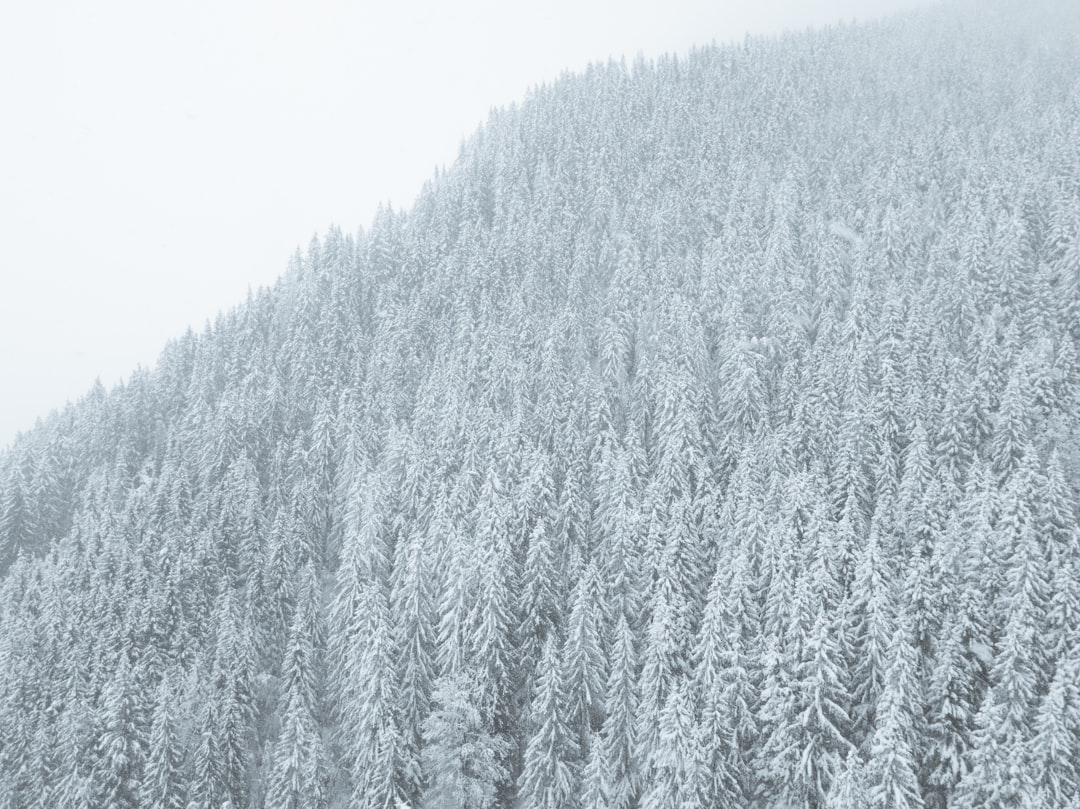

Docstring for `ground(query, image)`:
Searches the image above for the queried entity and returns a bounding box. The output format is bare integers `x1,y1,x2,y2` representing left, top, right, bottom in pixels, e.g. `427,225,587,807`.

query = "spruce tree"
518,636,575,809
422,670,508,809
92,658,146,809
140,675,186,809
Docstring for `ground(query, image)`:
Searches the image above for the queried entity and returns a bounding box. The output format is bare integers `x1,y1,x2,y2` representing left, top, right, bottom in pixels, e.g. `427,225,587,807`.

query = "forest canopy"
1,1,1079,808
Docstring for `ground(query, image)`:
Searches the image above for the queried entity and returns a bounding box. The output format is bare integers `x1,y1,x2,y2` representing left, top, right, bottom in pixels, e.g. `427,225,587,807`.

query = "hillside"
2,2,1080,808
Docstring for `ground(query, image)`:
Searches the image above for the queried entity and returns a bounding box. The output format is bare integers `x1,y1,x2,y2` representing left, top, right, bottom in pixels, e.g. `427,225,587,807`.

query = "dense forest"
2,1,1080,807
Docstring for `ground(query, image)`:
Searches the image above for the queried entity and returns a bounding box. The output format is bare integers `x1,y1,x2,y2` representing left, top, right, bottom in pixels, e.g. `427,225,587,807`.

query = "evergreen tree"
267,564,326,809
393,530,436,804
869,620,924,809
828,752,872,809
141,675,186,809
518,636,575,809
341,582,402,809
636,540,692,778
599,615,639,809
953,609,1041,809
794,607,856,806
187,698,221,809
422,670,508,809
92,658,146,809
847,524,894,748
640,679,704,809
692,568,745,807
561,561,607,757
1032,645,1080,807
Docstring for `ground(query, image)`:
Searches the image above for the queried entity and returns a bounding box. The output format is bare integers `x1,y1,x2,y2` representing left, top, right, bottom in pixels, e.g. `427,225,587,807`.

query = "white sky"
0,0,934,449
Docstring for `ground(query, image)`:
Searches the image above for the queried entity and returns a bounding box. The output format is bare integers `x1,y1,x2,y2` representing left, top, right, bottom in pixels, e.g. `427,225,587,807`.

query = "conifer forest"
2,1,1080,807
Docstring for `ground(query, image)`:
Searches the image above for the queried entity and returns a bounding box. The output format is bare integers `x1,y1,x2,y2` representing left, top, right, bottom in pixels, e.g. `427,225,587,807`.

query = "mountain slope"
2,2,1080,808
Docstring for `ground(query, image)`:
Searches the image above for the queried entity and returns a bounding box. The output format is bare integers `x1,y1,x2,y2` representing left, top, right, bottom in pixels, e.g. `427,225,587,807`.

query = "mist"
0,0,936,448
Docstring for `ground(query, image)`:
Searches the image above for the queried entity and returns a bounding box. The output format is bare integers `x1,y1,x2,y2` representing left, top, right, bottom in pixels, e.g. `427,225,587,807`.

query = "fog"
0,0,935,448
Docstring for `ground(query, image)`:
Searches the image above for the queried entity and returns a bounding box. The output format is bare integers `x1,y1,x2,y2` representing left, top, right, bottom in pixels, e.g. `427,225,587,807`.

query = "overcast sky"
0,0,936,449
